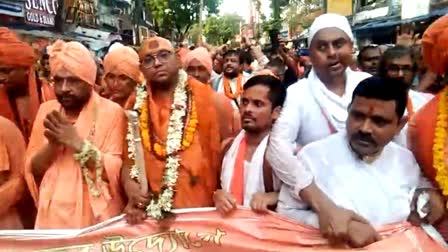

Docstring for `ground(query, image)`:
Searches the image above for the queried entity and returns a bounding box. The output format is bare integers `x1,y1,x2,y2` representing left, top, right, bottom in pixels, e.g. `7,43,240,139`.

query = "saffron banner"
0,208,444,251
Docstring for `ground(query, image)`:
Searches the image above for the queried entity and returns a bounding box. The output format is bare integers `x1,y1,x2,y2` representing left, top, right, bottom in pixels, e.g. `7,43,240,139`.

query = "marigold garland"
223,74,243,99
138,91,198,158
432,86,448,206
127,70,192,219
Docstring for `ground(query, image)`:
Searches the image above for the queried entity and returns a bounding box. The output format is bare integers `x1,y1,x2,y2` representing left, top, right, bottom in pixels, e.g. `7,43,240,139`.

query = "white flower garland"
74,140,103,197
126,116,140,181
127,70,189,220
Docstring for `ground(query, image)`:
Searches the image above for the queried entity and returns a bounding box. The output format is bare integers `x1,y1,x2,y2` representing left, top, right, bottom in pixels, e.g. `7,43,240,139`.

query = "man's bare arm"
300,182,335,214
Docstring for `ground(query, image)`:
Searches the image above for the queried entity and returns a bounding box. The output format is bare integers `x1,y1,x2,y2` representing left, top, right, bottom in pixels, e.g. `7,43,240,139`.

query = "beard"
56,92,91,111
223,67,239,79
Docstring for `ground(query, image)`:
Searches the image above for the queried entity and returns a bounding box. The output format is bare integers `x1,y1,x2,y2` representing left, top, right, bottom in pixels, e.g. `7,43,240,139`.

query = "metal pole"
134,0,141,45
198,0,204,44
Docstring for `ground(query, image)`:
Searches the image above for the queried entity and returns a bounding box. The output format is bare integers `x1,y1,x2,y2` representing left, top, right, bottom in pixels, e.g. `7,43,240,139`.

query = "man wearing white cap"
266,14,372,244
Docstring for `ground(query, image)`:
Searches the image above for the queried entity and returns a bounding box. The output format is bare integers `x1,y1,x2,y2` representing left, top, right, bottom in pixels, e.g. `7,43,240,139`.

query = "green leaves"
145,0,221,41
203,14,243,45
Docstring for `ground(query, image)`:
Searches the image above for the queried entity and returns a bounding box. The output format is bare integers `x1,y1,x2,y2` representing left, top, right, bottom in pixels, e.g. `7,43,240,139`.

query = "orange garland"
139,93,198,158
433,86,448,201
223,74,243,99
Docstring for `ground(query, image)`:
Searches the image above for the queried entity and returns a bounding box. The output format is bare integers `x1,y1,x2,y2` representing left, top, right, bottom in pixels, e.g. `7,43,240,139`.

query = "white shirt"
221,131,280,207
211,71,220,84
266,69,371,195
215,72,251,109
277,132,431,228
394,89,432,148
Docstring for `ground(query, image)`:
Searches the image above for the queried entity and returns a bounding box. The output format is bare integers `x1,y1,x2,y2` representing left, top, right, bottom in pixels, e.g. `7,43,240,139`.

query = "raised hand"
43,111,83,151
396,23,419,47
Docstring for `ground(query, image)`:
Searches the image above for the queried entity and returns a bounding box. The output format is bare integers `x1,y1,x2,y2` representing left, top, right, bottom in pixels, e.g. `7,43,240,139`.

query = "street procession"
1,0,448,251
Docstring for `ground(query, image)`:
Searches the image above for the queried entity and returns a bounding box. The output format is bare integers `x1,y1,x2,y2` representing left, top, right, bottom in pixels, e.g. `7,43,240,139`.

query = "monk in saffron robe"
408,14,448,240
122,37,234,223
25,40,126,229
183,47,240,136
0,116,26,229
103,45,142,109
0,28,41,141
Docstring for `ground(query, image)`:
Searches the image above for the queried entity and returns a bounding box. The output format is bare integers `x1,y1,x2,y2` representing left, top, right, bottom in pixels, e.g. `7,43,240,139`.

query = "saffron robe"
25,93,126,229
127,77,232,208
408,95,448,240
0,116,26,229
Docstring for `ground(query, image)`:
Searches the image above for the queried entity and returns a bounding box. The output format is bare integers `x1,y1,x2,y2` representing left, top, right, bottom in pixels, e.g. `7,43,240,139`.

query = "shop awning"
353,7,448,32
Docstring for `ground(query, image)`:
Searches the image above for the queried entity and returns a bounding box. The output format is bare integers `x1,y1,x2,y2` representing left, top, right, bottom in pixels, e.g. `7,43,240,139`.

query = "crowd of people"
1,11,448,249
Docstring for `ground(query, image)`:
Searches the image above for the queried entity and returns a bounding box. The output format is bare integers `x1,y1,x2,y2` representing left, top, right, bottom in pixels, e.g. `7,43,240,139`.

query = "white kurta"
221,131,280,207
277,132,431,228
211,71,220,84
266,68,371,196
214,72,251,109
394,89,432,148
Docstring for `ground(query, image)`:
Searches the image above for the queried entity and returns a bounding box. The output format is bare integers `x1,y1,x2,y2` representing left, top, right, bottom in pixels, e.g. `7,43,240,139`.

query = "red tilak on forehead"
367,105,374,116
147,40,159,50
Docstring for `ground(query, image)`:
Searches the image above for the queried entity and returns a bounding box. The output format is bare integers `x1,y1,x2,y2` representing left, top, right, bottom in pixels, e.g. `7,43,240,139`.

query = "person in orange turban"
183,47,213,84
183,47,241,137
0,27,41,141
121,36,236,224
25,40,126,229
408,14,448,240
103,45,142,109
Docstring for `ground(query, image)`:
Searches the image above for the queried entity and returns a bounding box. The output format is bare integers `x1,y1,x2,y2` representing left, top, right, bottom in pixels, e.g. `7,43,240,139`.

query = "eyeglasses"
388,64,414,74
141,50,173,69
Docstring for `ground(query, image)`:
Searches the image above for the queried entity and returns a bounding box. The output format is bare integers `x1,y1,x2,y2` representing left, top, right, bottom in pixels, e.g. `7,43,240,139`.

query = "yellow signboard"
327,0,353,16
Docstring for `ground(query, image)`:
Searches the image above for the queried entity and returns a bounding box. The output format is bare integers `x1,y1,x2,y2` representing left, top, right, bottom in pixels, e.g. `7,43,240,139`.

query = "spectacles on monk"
141,50,173,69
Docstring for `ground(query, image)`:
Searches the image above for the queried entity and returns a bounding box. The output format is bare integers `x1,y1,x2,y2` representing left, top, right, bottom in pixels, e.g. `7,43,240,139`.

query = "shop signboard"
0,0,24,18
353,6,389,23
401,0,430,20
326,0,353,16
24,0,58,27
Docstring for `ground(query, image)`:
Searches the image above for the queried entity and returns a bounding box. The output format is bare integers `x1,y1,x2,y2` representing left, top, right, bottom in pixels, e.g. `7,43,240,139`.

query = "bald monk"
183,47,240,136
103,46,142,109
0,116,26,229
122,37,234,223
0,28,42,140
25,40,126,229
408,15,448,240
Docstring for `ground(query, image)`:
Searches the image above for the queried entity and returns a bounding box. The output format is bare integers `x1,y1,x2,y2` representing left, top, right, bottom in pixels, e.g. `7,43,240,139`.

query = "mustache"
56,93,77,101
242,113,255,120
352,132,377,145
